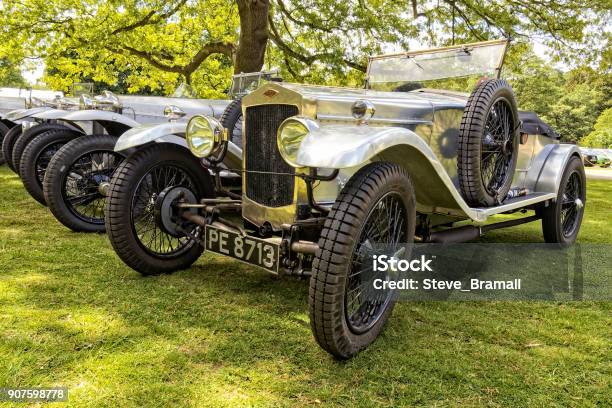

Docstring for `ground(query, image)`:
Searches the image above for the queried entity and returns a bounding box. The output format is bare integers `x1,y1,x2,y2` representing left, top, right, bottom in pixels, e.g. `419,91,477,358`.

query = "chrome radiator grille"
244,104,299,207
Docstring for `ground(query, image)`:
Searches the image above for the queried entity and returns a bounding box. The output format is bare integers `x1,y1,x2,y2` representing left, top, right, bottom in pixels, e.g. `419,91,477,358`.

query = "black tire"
0,122,9,165
105,143,215,275
19,128,83,205
309,162,416,359
458,79,519,207
540,156,586,244
220,98,243,148
43,134,125,232
13,123,77,176
2,125,23,172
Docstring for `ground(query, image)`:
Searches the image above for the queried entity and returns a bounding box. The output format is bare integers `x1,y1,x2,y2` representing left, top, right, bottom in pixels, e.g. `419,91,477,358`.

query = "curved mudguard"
4,107,50,122
54,110,140,136
115,122,189,152
31,109,73,120
525,143,581,194
296,124,577,222
115,121,242,170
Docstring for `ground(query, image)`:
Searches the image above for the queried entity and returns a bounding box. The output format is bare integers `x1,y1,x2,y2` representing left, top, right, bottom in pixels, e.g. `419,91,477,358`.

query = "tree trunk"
235,0,269,74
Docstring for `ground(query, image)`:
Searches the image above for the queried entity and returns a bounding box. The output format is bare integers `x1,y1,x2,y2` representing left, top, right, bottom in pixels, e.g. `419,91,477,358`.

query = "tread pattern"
0,122,9,165
12,123,76,175
220,97,243,148
541,156,586,243
2,125,23,172
457,79,519,207
44,134,123,232
308,162,416,359
19,128,82,205
104,143,214,275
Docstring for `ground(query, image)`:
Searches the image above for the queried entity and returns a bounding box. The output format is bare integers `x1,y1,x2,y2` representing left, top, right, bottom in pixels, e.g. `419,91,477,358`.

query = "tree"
0,0,609,96
0,57,27,87
581,108,612,148
265,0,611,85
235,0,270,74
1,0,239,96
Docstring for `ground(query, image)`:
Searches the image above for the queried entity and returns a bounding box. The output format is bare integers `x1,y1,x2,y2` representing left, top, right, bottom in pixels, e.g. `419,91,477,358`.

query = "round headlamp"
186,115,224,158
277,117,313,167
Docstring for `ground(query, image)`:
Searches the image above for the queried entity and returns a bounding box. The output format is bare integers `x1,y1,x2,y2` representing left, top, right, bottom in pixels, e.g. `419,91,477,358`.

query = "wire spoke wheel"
541,156,586,244
131,164,198,257
480,98,515,196
458,79,519,207
35,142,65,185
63,150,123,224
560,172,581,237
345,192,408,334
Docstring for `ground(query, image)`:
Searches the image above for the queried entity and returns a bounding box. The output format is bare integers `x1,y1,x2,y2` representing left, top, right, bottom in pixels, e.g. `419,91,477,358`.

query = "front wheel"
43,134,125,232
19,128,83,205
2,125,23,172
309,162,416,359
0,122,9,165
540,156,586,244
105,143,215,275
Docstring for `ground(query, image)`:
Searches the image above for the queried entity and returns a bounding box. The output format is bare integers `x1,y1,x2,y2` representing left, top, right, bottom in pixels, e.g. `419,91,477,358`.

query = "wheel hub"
154,186,198,237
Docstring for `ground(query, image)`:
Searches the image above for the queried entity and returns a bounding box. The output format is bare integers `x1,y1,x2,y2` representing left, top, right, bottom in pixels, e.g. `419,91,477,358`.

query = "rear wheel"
19,128,83,205
43,135,125,232
2,125,23,172
541,156,586,244
105,143,215,275
458,79,519,206
13,123,77,175
309,162,416,359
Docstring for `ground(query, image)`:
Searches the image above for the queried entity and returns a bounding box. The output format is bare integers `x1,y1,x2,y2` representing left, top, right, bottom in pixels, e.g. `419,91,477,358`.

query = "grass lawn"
0,166,610,407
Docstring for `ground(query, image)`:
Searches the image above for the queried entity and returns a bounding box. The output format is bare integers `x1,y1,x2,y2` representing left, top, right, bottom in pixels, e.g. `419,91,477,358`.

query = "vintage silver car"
39,89,233,232
106,40,586,358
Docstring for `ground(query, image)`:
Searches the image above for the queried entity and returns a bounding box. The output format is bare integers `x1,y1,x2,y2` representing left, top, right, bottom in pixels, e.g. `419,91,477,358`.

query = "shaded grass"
0,166,610,407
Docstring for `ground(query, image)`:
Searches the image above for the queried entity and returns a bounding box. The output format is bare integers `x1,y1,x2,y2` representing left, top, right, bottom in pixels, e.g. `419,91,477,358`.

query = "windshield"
367,39,508,90
229,70,281,99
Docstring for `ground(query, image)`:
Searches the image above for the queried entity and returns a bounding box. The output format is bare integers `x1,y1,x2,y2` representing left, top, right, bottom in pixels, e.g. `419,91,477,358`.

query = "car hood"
246,82,468,126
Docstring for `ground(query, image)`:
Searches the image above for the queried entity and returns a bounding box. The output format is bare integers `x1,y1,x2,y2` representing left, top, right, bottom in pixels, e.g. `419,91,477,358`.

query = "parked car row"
1,41,587,359
580,147,612,167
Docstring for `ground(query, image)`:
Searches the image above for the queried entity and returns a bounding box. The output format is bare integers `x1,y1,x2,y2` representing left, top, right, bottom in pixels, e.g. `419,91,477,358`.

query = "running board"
470,192,556,222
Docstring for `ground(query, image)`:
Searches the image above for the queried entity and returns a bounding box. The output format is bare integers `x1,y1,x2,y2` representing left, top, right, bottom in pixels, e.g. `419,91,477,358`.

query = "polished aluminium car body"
28,92,230,137
243,82,577,229
188,39,580,254
114,71,280,166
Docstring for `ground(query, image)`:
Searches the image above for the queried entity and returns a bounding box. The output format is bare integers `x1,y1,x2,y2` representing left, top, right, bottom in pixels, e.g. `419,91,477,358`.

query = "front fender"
296,124,437,168
297,125,481,219
57,110,140,136
32,109,71,120
115,122,189,152
5,107,50,121
115,121,242,170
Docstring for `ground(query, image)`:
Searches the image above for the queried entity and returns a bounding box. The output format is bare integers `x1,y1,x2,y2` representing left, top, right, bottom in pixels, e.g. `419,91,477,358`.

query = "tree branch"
111,0,189,35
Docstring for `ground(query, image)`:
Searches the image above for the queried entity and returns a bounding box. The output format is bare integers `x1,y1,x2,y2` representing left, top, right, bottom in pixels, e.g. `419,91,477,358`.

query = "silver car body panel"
56,110,141,129
4,107,50,122
295,121,577,223
241,82,576,227
115,121,242,170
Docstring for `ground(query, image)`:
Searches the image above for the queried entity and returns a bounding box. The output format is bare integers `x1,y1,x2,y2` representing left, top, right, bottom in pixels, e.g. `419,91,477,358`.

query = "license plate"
204,225,280,273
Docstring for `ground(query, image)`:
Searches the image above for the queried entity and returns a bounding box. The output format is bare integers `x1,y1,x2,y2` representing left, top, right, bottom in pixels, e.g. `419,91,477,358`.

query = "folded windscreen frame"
366,39,509,91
